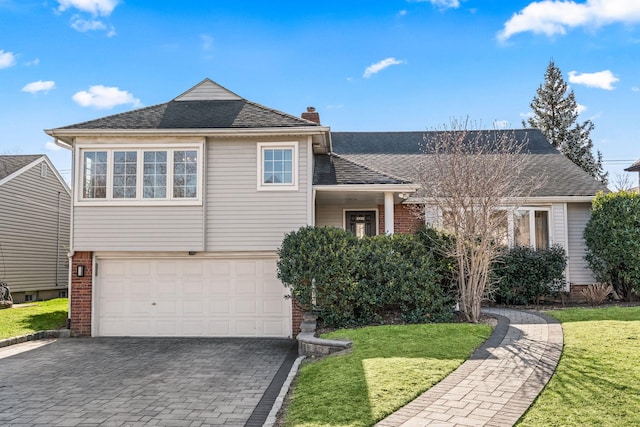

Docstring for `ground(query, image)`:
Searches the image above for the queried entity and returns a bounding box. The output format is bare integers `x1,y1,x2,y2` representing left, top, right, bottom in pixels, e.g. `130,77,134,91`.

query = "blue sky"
1,0,639,186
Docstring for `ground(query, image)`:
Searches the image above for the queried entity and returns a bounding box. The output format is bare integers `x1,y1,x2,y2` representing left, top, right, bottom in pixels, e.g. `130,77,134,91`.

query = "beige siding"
74,206,204,251
206,138,309,251
315,204,344,228
550,203,568,249
567,203,596,285
0,162,70,294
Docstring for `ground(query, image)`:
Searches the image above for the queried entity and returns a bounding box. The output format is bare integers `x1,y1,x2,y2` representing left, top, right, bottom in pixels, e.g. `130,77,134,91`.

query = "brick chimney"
301,106,320,124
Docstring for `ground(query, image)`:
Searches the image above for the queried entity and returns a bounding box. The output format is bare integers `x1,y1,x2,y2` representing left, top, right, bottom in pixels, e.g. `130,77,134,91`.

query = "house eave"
314,183,420,192
45,126,331,151
404,195,598,204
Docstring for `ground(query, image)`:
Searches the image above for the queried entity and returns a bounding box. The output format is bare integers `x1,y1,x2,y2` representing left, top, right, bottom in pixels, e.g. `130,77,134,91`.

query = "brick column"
70,251,93,337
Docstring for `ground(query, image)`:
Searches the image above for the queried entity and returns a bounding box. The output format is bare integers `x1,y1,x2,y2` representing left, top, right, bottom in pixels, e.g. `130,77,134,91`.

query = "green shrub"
492,245,567,305
584,191,640,301
277,226,455,327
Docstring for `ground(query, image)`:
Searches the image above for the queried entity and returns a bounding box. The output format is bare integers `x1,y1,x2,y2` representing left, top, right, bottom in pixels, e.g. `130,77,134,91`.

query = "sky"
1,0,639,187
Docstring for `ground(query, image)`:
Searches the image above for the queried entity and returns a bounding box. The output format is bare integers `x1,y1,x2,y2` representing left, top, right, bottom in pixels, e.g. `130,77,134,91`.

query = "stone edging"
0,330,71,349
297,331,352,356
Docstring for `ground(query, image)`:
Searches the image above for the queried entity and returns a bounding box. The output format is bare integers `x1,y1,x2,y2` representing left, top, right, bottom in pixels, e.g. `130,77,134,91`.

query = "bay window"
78,146,201,203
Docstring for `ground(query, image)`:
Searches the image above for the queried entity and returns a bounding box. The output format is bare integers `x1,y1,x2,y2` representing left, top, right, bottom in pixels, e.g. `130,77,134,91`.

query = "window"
143,151,167,199
173,150,198,198
512,208,549,250
257,142,298,190
113,151,137,199
78,146,201,203
437,206,550,249
83,151,108,199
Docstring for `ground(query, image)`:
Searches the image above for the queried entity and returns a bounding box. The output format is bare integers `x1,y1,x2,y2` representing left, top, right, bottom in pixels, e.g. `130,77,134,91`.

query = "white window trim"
506,206,552,249
256,141,298,191
74,142,203,206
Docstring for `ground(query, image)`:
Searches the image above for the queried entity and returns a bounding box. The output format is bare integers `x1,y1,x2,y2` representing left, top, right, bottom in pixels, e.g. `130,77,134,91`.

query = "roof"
0,155,42,180
316,129,608,197
625,159,640,172
53,79,320,131
314,154,411,185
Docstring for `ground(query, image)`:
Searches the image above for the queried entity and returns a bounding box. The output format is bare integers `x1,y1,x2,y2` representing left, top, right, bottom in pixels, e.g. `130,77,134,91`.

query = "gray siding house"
0,155,71,303
46,79,607,338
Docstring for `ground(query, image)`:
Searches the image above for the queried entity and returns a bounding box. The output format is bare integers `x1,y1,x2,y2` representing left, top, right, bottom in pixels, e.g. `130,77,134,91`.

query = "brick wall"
70,251,93,337
378,204,424,234
568,284,589,303
291,297,304,337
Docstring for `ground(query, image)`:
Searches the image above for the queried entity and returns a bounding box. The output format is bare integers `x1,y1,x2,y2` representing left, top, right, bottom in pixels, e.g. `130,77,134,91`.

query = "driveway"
0,337,296,426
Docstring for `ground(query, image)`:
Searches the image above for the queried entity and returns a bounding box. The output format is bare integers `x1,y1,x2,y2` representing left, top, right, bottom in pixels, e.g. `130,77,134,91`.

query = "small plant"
581,283,613,306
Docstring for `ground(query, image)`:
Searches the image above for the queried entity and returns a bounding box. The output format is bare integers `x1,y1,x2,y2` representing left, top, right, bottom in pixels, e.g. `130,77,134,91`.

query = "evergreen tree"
527,60,608,184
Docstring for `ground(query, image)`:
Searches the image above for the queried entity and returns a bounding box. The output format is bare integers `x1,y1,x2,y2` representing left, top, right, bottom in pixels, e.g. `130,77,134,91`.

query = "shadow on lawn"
289,324,490,427
17,310,67,332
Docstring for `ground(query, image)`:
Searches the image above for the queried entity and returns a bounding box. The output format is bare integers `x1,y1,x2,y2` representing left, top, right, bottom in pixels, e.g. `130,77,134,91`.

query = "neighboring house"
46,79,607,338
624,159,640,192
0,155,71,303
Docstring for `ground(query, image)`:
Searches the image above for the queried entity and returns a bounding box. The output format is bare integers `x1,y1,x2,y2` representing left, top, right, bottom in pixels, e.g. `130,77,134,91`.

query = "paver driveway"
0,337,296,426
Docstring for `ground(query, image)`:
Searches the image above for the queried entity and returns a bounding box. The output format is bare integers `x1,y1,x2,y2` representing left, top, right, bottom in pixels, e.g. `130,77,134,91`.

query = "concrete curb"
0,329,70,349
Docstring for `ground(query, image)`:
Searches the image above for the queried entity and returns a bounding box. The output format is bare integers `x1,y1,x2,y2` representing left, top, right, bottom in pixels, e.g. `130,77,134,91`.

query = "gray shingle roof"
625,159,640,172
320,129,608,197
0,155,42,180
58,99,319,130
314,154,410,185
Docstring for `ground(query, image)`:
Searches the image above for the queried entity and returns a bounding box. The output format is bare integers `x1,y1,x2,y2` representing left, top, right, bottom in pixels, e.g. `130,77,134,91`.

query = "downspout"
56,191,61,286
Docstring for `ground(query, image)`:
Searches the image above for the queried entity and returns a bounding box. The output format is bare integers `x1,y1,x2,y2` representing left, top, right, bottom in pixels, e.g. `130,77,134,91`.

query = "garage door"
95,257,291,337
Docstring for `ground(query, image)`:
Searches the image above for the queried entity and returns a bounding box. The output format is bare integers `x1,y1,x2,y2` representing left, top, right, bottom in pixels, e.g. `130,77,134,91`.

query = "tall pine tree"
526,60,608,184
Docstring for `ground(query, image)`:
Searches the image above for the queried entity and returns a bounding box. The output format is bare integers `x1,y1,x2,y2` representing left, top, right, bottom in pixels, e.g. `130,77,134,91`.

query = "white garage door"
95,257,291,337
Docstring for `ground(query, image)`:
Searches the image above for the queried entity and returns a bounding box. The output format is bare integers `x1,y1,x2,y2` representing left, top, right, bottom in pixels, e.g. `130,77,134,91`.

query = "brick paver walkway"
376,309,563,427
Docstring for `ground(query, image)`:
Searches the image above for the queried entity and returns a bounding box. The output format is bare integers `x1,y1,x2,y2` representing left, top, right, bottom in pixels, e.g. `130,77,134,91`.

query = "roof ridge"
332,153,412,184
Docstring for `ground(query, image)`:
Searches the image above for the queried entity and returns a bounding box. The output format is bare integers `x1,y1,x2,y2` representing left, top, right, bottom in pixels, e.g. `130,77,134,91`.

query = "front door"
345,211,376,238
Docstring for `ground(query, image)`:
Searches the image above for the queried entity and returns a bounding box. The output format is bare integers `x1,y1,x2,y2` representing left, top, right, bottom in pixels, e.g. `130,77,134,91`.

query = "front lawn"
0,298,68,339
517,306,640,426
284,323,492,427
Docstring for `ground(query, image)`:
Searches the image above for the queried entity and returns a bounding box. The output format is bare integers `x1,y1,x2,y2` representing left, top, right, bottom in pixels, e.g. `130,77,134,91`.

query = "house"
46,79,607,338
624,159,640,191
0,155,71,303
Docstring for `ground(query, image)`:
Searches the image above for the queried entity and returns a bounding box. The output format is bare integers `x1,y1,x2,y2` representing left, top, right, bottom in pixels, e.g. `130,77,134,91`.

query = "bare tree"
611,173,635,192
414,120,540,322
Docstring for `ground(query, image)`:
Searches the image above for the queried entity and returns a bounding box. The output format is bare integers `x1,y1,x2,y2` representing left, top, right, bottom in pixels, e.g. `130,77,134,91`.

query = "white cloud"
398,9,408,16
410,0,460,10
22,80,56,94
45,141,62,152
568,70,619,90
200,34,213,51
57,0,119,16
519,112,534,120
71,16,106,32
363,57,406,78
25,57,40,66
0,50,16,69
498,0,640,41
632,86,640,92
72,85,141,109
326,104,344,110
576,103,587,114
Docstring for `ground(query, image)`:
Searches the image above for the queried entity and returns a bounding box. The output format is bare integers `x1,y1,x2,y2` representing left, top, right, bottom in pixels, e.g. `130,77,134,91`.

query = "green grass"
284,323,492,427
517,306,640,427
0,298,68,339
